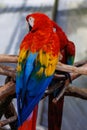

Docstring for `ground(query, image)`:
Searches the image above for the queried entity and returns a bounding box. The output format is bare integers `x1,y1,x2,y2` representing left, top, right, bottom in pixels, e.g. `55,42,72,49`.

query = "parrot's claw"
56,70,72,83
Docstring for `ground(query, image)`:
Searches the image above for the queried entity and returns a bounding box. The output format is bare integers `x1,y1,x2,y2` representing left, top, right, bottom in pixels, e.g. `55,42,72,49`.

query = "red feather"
48,21,75,130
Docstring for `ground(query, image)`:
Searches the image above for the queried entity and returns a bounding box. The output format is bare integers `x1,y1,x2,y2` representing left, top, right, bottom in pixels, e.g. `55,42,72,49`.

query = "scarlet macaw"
48,21,75,130
16,13,60,130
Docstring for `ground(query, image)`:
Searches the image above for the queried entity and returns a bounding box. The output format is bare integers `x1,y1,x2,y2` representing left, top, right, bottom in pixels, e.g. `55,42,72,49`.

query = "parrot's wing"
16,47,58,126
16,48,38,126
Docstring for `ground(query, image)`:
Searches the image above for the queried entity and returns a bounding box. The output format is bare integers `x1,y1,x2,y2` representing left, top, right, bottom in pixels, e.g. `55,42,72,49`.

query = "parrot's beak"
29,24,32,31
28,22,32,32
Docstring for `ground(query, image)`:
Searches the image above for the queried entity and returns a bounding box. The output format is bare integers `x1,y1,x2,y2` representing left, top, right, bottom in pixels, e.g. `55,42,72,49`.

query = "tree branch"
45,72,84,102
0,55,87,75
56,62,87,75
0,54,86,65
0,62,87,78
0,55,18,63
0,54,87,127
0,66,15,78
0,115,17,127
4,103,17,129
74,59,87,67
0,64,16,72
0,66,86,101
0,81,15,100
54,70,82,103
65,86,87,100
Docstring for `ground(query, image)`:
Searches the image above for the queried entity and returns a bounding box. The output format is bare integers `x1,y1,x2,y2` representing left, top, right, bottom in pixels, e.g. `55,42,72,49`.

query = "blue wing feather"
24,52,38,84
16,52,38,94
18,75,53,126
21,52,38,102
16,52,38,125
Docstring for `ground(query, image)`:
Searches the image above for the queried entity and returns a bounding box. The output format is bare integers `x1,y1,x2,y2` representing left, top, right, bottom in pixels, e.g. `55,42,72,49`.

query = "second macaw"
16,13,60,130
48,21,75,130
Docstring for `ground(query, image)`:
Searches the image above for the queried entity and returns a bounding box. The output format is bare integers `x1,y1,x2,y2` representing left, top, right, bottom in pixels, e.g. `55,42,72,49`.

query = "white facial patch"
28,17,35,27
26,21,29,32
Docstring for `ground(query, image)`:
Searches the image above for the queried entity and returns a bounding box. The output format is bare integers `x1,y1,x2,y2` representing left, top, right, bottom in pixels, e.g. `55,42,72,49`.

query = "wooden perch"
1,54,86,65
74,59,87,67
0,55,18,63
0,55,87,75
0,115,17,127
0,67,81,101
0,70,86,103
1,84,87,127
0,77,17,129
45,84,87,101
0,81,15,100
56,62,87,75
44,72,83,101
0,54,87,127
65,86,87,100
0,56,87,102
0,64,15,72
48,71,81,103
0,65,15,78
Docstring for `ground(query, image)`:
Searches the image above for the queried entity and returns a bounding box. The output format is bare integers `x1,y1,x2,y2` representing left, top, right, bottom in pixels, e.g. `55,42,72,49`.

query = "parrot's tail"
18,105,38,130
48,94,64,130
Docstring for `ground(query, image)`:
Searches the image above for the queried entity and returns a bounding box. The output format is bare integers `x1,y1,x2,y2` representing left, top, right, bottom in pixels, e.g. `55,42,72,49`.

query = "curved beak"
28,22,32,32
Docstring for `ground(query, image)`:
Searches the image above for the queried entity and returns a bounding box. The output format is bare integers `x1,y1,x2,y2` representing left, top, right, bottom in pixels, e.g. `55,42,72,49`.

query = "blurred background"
0,0,87,130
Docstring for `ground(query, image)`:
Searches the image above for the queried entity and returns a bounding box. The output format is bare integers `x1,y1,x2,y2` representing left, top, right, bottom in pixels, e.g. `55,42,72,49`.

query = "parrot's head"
26,12,52,32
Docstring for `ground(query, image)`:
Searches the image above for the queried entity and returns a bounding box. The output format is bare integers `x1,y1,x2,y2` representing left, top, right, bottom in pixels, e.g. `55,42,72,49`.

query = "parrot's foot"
53,70,72,103
55,70,72,83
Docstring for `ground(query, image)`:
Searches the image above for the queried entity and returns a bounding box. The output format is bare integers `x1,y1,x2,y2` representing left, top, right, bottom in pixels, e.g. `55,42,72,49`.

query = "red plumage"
17,13,60,130
48,21,75,130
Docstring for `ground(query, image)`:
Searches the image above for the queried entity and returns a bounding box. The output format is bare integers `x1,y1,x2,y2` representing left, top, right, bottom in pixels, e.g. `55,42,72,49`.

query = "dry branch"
74,59,87,67
4,103,17,129
0,64,15,72
53,69,83,103
0,62,87,78
0,55,87,75
57,62,87,75
65,86,87,100
0,55,18,63
45,84,87,101
0,77,17,129
0,54,87,65
2,84,87,127
45,72,83,102
0,81,15,100
0,58,87,102
0,116,17,127
0,71,82,101
0,64,87,101
0,54,87,127
0,66,15,78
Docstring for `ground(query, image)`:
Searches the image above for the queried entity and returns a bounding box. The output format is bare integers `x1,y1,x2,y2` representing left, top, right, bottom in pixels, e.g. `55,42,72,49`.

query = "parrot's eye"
29,17,35,27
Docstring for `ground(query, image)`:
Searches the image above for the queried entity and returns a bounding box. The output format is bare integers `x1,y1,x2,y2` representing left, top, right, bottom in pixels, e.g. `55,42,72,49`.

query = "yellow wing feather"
36,50,59,77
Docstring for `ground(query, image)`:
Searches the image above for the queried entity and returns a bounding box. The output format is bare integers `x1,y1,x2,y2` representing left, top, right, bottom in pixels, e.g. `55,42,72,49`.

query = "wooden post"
52,0,59,21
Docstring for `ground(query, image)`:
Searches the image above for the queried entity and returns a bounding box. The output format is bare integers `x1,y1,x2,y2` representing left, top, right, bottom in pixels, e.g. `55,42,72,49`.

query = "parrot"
48,20,75,130
16,12,60,130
